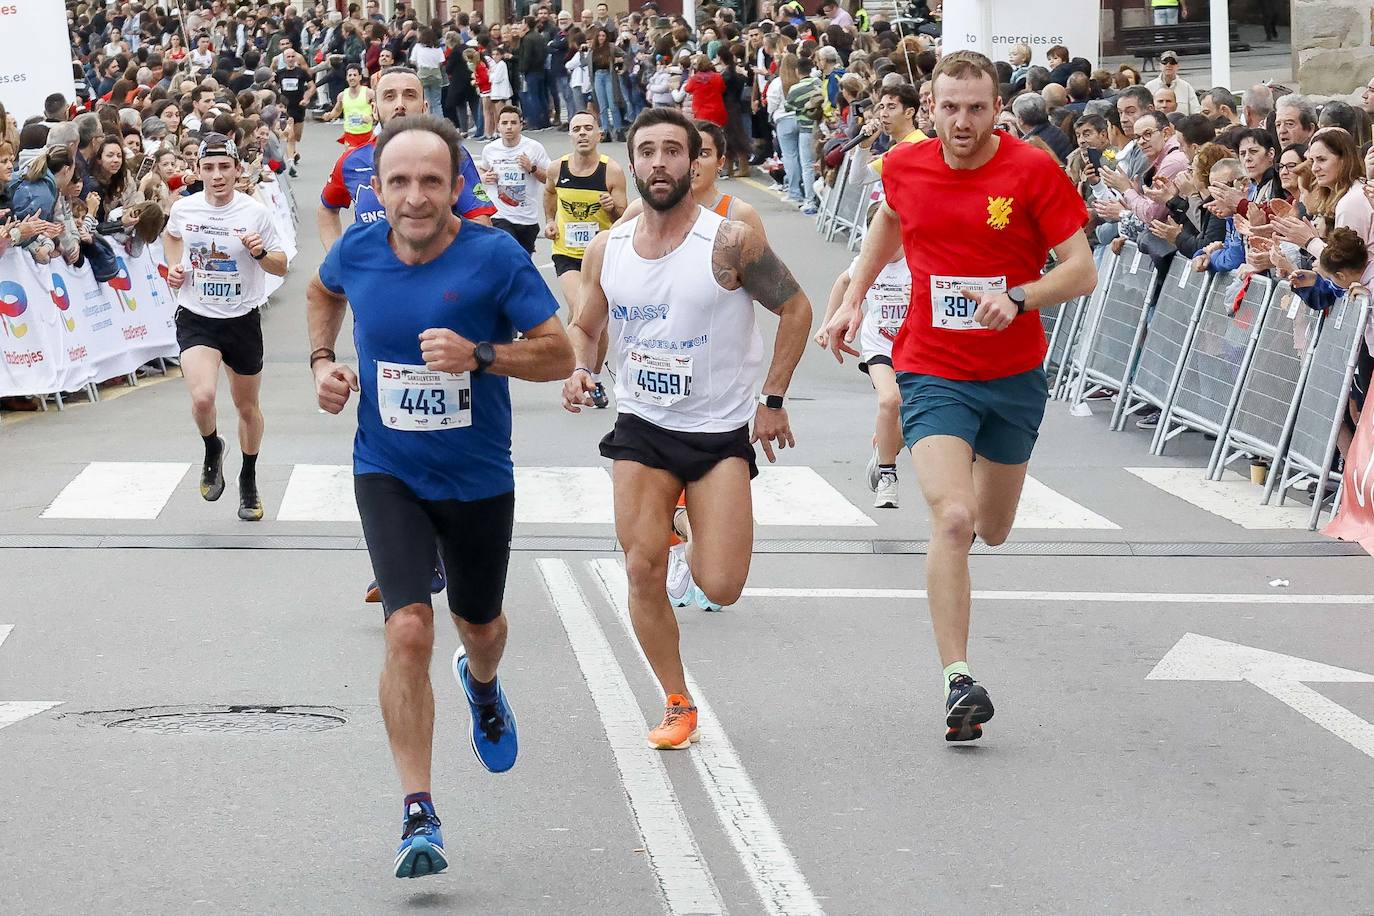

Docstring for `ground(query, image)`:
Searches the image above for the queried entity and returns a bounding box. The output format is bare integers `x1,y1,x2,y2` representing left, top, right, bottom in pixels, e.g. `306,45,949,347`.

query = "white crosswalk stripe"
1125,467,1314,530
277,464,358,521
38,461,1138,530
1015,476,1120,529
514,467,615,524
751,465,876,526
41,462,190,520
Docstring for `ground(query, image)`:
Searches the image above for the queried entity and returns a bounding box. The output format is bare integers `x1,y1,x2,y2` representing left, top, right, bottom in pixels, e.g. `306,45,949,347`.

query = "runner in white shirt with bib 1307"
163,133,288,522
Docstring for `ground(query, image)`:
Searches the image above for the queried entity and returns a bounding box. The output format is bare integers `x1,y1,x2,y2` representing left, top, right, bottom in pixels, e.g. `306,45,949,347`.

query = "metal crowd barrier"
1115,257,1213,430
1069,241,1157,408
1209,280,1320,485
847,174,880,253
277,169,299,223
1154,271,1274,468
1274,292,1371,528
1051,251,1117,397
815,150,854,239
825,148,873,243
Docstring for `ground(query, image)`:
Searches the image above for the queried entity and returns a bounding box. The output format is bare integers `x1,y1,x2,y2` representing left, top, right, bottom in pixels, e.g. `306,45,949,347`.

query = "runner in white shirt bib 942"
162,133,289,522
479,105,551,255
561,108,813,750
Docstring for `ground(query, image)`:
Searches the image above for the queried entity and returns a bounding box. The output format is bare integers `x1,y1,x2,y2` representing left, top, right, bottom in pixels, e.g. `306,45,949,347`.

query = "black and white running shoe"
945,674,995,742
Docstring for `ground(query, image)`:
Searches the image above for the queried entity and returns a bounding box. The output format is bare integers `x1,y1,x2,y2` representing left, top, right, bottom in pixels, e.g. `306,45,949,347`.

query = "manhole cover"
64,705,347,734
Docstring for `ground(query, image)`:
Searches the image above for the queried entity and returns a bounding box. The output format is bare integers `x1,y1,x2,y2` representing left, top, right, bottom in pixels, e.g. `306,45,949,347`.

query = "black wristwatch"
758,393,784,409
473,341,496,373
251,248,267,260
1007,286,1027,314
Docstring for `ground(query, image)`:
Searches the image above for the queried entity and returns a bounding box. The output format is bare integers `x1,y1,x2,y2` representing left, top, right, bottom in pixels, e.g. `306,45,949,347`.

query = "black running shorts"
492,218,540,254
354,473,514,624
598,411,759,482
175,307,265,376
552,253,583,276
859,353,892,376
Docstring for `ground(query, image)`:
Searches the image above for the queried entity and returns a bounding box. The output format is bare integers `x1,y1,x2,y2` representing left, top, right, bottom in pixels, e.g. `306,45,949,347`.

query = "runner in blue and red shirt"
318,67,495,249
821,51,1097,744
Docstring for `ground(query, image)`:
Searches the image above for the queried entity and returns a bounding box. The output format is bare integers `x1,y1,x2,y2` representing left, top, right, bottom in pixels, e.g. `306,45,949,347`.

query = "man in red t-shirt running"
820,51,1097,742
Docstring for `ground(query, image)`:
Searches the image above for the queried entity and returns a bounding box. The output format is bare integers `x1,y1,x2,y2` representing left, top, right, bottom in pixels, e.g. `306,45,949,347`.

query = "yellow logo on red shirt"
986,196,1014,230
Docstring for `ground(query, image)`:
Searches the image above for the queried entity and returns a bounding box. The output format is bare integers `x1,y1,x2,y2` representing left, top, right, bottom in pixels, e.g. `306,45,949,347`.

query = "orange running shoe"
647,694,700,749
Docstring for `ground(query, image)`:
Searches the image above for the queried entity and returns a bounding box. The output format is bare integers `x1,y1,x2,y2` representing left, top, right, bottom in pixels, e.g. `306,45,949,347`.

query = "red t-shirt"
880,134,1088,381
684,71,727,126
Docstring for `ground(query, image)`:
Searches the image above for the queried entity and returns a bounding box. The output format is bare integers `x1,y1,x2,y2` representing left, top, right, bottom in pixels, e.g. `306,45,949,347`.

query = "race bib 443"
376,361,472,431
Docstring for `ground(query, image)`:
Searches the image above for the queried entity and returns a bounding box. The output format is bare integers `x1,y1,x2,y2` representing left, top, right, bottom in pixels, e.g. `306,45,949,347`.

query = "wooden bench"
1120,23,1251,71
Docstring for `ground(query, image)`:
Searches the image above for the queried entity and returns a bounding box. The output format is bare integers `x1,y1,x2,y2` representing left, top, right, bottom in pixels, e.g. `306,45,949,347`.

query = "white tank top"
601,207,763,433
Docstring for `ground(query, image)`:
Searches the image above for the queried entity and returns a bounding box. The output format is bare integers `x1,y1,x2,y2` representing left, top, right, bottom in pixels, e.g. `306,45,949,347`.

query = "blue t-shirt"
318,219,560,501
320,140,496,223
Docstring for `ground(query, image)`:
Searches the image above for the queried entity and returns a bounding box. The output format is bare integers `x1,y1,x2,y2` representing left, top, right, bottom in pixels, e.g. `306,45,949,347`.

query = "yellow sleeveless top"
552,154,613,259
340,88,374,135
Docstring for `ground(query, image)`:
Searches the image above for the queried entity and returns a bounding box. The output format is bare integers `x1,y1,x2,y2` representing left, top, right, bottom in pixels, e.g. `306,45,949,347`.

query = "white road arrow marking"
1149,633,1374,760
0,626,62,732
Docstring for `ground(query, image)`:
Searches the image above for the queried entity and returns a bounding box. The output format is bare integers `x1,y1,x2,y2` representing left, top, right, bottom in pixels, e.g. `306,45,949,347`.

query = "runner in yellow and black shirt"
543,111,626,407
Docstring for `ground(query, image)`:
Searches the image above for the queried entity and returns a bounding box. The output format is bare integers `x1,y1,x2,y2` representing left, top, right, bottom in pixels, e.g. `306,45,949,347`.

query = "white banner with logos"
0,180,298,399
942,0,1102,69
0,242,180,397
0,0,78,121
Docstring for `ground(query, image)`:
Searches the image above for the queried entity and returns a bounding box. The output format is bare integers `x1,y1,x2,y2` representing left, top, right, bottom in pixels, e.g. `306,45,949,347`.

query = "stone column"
1295,0,1374,94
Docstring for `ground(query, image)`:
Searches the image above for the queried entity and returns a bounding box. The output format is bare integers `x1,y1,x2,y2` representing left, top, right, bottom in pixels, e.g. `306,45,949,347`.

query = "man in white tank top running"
561,108,813,750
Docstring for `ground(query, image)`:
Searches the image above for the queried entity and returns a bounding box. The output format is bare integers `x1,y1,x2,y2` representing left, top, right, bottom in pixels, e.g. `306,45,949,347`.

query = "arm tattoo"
711,220,802,313
711,219,745,290
740,238,801,315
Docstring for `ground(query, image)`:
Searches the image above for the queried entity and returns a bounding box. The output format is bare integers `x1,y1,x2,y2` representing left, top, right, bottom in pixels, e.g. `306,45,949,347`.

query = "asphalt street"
2,122,1373,915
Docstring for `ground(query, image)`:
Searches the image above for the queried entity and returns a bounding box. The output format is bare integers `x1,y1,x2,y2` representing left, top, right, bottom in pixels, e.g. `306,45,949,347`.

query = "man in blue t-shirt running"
306,115,573,880
317,64,497,604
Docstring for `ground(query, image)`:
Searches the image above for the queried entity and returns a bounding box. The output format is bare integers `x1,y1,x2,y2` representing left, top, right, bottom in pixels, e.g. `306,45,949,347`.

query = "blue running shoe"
431,553,446,595
693,585,723,613
945,674,995,742
367,554,444,605
453,651,518,773
394,800,448,879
